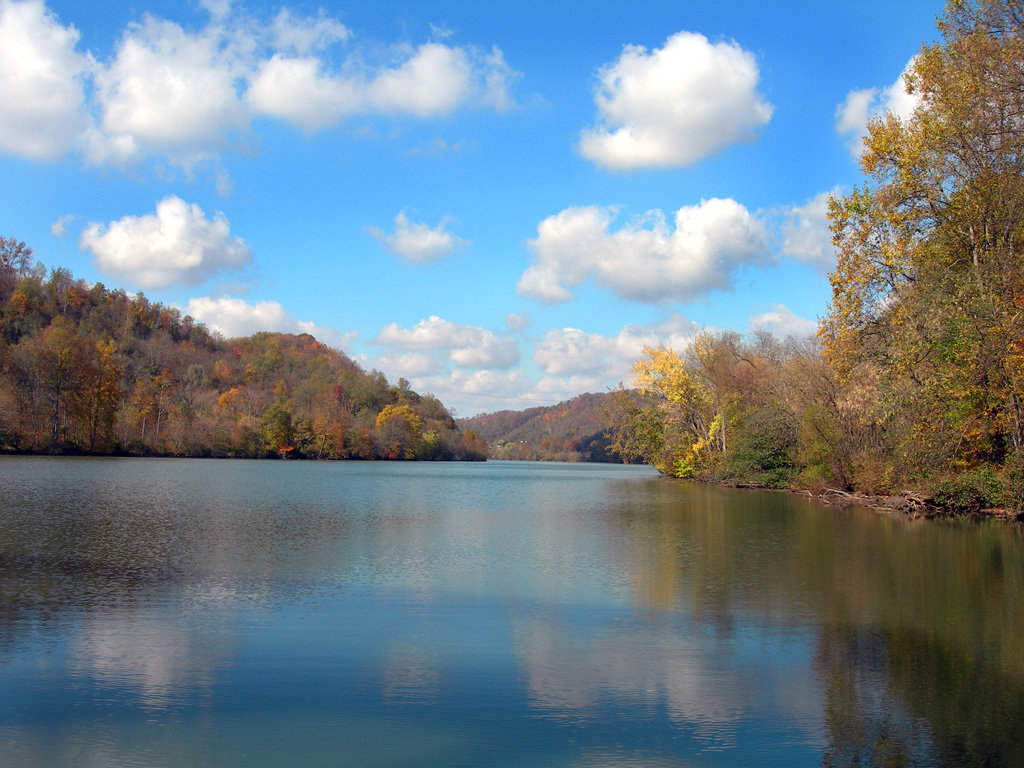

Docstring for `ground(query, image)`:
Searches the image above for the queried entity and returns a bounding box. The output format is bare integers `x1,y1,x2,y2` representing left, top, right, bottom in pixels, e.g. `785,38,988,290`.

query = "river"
1,457,1022,767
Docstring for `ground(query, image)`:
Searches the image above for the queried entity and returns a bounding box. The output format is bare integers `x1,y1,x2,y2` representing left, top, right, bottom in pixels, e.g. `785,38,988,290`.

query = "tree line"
0,241,486,461
610,0,1024,512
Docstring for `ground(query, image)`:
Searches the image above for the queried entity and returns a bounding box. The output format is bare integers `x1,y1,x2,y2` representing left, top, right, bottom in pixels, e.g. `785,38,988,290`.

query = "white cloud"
246,53,360,131
270,8,349,54
578,31,772,170
368,211,467,263
80,196,251,289
534,328,617,377
184,295,353,346
373,314,703,417
534,314,700,381
780,189,837,273
199,0,233,20
518,199,769,304
89,15,249,166
374,351,443,377
377,315,518,370
749,305,817,339
0,0,90,160
248,40,518,131
505,312,529,332
836,57,920,158
2,4,519,168
367,42,474,116
50,213,77,238
368,315,528,413
409,368,530,417
479,45,519,112
528,315,701,405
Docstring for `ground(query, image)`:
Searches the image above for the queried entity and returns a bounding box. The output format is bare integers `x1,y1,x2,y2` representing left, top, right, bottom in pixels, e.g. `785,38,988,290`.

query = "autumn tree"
823,0,1024,492
6,318,92,448
0,237,32,304
79,340,122,452
374,402,423,459
629,344,721,477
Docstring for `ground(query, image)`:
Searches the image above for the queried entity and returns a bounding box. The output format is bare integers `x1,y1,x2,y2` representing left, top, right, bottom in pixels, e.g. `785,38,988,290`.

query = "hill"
0,238,485,461
459,391,636,463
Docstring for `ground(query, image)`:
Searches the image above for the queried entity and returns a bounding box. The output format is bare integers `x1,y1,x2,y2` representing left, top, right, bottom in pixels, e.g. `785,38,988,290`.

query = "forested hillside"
610,0,1024,513
460,392,635,462
0,241,485,460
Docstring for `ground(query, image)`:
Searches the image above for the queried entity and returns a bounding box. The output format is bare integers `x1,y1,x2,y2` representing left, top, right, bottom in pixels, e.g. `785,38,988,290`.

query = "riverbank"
793,487,1024,522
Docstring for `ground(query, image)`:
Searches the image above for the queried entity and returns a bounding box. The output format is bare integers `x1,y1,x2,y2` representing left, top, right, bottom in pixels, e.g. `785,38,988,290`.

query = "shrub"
930,466,1002,512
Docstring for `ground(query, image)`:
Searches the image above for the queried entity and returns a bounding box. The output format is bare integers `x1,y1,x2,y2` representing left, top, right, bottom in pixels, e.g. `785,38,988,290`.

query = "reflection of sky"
512,610,824,752
2,456,973,767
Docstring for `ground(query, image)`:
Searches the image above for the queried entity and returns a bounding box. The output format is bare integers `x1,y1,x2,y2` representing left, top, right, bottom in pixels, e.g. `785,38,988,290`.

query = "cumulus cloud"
373,314,703,416
245,53,360,131
184,295,353,347
836,57,921,157
533,328,618,378
578,31,772,170
780,189,837,273
248,41,516,132
528,315,701,404
534,314,700,380
749,305,817,339
87,15,250,166
366,42,475,116
410,368,529,417
367,315,527,413
374,351,443,377
1,3,519,167
518,199,769,304
0,0,90,160
79,196,251,289
377,315,518,370
367,211,467,263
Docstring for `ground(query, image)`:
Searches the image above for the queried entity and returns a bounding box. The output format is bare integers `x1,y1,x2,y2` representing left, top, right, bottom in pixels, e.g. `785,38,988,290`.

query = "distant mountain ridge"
458,391,631,463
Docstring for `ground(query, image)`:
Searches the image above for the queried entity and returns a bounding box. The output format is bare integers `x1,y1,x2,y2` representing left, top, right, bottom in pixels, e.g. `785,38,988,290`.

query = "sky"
0,0,944,416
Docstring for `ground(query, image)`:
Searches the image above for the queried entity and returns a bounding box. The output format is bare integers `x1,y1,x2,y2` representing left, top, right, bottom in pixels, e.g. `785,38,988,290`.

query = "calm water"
1,457,1023,767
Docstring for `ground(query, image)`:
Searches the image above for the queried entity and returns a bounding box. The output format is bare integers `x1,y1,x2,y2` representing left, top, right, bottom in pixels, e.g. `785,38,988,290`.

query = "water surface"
1,457,1022,766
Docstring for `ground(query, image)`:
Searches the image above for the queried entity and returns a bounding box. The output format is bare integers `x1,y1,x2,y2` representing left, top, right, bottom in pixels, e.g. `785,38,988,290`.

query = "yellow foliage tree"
632,345,721,477
375,402,423,459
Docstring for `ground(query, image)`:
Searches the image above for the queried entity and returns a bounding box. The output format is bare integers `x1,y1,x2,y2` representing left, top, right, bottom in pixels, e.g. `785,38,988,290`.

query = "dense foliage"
823,0,1024,503
611,0,1024,510
0,242,485,461
608,332,822,488
460,392,633,462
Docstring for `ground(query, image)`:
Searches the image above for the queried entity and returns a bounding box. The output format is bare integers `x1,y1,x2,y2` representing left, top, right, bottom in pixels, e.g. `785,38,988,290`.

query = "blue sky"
0,0,942,415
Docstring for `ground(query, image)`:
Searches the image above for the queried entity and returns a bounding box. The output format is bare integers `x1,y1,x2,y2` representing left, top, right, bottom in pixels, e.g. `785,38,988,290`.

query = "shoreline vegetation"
605,0,1024,521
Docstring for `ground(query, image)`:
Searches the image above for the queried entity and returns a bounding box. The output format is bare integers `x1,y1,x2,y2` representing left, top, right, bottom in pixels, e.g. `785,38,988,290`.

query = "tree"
0,237,33,303
79,340,122,452
630,345,720,477
374,402,423,459
8,318,91,448
606,387,665,467
823,0,1024,488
